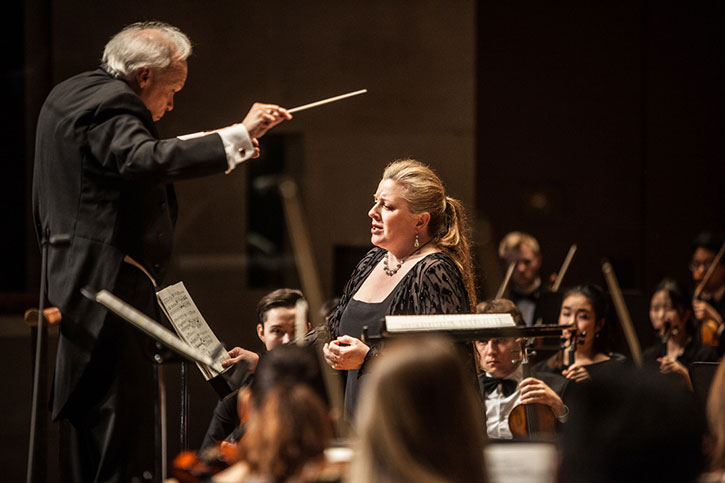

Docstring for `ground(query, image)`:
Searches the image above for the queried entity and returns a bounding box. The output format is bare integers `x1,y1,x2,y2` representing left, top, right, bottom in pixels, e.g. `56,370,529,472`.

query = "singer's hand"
323,336,369,370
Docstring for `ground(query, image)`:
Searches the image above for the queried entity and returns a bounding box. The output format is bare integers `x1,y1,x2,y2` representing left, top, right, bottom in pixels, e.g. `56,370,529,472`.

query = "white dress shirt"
484,365,523,440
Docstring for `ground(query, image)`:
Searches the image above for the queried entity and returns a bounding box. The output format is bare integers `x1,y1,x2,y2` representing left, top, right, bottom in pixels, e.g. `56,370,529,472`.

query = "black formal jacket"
33,68,229,419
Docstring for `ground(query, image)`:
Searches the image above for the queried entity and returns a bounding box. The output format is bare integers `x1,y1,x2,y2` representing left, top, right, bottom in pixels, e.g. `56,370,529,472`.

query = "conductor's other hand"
222,346,260,373
242,103,292,139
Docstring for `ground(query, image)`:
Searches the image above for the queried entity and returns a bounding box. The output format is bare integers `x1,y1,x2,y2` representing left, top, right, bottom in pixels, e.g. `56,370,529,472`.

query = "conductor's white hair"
102,21,192,80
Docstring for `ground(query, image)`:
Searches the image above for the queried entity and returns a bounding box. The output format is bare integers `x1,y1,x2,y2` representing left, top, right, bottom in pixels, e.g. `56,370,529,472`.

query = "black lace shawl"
327,247,471,340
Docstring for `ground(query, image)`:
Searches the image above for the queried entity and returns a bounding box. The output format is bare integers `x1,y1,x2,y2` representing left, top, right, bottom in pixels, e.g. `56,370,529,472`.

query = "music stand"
81,287,248,479
535,291,563,326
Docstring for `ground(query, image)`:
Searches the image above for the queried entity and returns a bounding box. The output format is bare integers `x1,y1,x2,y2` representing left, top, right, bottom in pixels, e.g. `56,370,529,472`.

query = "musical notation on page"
157,282,229,380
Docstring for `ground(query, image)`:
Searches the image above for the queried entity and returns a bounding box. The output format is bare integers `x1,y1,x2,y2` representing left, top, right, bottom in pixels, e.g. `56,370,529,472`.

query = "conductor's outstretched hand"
242,102,292,139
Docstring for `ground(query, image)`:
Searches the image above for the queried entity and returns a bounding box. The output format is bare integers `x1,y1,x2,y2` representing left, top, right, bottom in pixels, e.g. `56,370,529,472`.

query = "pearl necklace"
382,240,432,277
383,253,407,276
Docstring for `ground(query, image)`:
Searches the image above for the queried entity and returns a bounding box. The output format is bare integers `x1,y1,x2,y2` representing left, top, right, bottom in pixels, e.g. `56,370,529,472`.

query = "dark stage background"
1,1,723,480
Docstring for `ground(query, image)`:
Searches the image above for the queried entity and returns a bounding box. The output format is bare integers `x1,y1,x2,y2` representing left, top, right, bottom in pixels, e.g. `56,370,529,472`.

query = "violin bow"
601,260,643,368
694,242,725,299
551,244,577,292
496,261,516,300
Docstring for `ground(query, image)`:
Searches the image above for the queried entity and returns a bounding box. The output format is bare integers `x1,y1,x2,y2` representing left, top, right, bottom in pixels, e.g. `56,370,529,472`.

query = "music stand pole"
27,233,70,483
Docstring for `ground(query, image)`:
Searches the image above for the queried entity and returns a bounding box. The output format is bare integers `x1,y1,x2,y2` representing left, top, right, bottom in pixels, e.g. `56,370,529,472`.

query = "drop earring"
414,234,420,248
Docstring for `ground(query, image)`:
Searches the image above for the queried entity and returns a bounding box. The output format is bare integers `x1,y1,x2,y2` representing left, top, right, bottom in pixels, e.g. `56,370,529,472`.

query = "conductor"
32,21,291,481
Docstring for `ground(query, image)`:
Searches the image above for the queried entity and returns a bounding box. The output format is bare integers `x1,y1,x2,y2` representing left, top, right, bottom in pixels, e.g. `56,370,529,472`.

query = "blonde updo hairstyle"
382,159,476,307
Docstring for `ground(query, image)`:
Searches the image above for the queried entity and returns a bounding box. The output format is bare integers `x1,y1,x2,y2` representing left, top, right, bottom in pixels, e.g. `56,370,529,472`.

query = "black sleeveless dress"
338,291,395,415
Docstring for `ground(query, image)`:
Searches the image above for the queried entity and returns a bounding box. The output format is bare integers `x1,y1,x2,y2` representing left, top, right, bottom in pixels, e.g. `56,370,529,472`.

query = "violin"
171,387,250,482
508,341,556,440
561,329,585,371
171,443,238,483
659,321,679,344
694,242,725,348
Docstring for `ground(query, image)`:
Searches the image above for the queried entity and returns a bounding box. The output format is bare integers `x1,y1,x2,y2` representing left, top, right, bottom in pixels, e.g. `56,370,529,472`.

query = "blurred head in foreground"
349,336,487,483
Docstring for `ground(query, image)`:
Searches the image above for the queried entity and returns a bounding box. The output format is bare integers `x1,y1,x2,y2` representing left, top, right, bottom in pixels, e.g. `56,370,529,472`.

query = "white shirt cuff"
216,124,254,173
177,124,254,174
556,404,569,423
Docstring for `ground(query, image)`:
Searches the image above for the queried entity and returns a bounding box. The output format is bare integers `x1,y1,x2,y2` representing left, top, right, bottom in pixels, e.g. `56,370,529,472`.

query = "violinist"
200,288,310,449
205,345,334,483
689,231,725,354
642,278,718,390
536,284,626,382
476,299,568,440
558,365,707,483
498,231,545,326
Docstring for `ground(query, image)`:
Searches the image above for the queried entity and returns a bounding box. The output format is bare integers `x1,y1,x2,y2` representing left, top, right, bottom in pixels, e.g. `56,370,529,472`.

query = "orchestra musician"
32,21,291,481
201,288,310,450
642,278,718,390
348,336,488,483
689,231,725,354
559,365,707,483
208,344,334,482
322,159,476,415
475,299,568,440
498,231,545,326
536,285,626,383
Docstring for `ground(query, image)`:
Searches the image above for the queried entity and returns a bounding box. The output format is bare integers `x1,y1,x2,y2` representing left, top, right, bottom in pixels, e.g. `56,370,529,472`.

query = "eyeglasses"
689,259,714,272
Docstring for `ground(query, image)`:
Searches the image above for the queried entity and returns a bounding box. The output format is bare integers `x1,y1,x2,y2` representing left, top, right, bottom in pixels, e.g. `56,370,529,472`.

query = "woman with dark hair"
322,159,476,415
559,368,707,483
642,278,718,389
537,284,625,382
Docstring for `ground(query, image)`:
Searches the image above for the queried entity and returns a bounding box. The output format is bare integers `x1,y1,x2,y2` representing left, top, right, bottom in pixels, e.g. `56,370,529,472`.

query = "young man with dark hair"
201,288,310,449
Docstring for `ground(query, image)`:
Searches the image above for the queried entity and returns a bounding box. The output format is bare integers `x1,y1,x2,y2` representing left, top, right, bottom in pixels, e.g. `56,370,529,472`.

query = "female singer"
642,278,718,389
537,284,625,382
347,336,487,483
322,159,475,414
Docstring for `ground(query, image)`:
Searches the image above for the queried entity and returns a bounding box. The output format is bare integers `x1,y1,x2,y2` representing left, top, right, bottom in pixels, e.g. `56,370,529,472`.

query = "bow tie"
482,376,519,397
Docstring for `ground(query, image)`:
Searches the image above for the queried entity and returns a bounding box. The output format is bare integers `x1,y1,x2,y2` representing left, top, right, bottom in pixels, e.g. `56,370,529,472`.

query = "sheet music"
385,313,515,332
157,282,229,380
485,442,558,483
